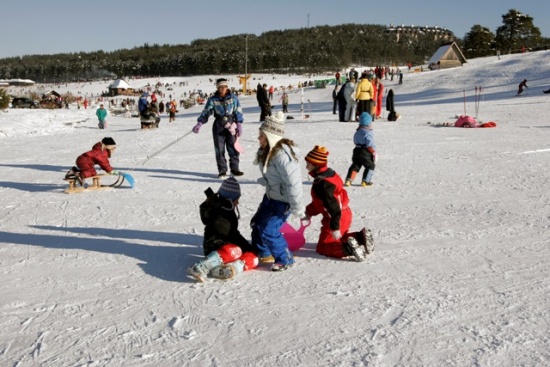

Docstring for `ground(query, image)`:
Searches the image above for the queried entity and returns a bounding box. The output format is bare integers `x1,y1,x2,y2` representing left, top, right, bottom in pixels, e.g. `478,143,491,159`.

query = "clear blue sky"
2,0,549,58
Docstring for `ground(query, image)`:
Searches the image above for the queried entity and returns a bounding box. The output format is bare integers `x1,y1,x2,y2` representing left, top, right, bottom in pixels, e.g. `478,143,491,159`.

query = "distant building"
108,78,134,96
428,41,467,70
0,79,36,86
385,25,454,42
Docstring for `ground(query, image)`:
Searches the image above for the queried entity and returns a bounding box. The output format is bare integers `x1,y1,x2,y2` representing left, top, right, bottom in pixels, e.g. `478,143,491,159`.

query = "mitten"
110,170,119,175
331,230,342,240
236,123,243,137
192,122,202,134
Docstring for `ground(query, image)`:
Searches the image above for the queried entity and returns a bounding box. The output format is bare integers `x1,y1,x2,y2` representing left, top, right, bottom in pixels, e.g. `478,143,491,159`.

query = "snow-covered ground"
1,51,549,367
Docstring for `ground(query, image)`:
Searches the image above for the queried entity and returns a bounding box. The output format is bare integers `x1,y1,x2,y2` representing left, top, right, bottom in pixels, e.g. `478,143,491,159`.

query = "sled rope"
128,130,194,170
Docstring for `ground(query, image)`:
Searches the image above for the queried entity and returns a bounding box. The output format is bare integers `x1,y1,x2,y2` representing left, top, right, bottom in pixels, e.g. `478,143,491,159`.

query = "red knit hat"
305,145,329,167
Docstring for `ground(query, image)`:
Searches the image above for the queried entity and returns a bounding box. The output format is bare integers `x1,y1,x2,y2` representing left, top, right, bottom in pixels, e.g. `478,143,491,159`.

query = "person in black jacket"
256,83,271,121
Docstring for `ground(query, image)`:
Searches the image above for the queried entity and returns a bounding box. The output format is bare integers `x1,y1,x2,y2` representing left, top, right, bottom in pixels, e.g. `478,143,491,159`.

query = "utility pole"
307,13,310,28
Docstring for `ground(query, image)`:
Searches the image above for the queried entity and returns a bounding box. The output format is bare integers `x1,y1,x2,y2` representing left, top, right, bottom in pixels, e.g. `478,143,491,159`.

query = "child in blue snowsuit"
345,112,377,187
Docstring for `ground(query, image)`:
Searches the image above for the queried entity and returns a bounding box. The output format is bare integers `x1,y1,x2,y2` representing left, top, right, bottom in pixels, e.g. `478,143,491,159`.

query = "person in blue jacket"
193,78,244,178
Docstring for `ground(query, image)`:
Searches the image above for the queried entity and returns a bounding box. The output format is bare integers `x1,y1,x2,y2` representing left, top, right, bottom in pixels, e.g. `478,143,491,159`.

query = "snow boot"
344,237,367,262
259,255,275,264
271,262,294,272
359,227,375,254
187,251,224,282
209,260,245,281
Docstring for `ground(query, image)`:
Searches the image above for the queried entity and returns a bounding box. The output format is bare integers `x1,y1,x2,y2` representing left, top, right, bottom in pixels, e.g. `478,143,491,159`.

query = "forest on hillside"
0,9,546,82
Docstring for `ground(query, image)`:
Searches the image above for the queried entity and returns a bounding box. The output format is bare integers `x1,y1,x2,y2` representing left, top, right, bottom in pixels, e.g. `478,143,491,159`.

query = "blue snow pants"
251,195,294,266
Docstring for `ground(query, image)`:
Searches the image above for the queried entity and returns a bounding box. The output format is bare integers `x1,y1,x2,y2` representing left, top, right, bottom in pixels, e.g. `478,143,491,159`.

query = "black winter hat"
102,137,116,149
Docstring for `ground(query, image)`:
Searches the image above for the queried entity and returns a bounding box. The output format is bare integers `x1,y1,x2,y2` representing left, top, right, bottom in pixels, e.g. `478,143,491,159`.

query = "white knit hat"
260,111,285,149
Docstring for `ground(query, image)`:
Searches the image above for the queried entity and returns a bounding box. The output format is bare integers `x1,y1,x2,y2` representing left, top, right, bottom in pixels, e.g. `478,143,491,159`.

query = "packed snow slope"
1,51,549,367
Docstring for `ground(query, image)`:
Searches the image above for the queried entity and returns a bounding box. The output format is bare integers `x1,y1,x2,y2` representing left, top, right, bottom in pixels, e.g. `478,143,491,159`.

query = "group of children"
188,110,377,282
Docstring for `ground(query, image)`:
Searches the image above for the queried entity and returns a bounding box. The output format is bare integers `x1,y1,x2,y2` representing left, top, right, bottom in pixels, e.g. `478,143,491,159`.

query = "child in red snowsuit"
188,177,259,282
65,137,118,184
303,146,374,262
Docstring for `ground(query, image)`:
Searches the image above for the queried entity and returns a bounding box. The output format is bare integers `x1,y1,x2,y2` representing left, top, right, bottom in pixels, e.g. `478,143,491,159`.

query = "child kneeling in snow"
188,177,258,282
344,112,376,187
303,145,374,262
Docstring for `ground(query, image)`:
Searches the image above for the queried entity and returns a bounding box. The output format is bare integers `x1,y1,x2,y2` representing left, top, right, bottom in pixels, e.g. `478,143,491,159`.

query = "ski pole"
463,89,466,115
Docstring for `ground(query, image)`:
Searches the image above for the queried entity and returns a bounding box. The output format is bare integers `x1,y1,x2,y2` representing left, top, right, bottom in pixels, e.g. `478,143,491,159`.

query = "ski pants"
346,147,376,183
316,206,356,258
212,128,239,174
337,99,347,122
345,100,356,121
251,195,294,266
356,100,373,119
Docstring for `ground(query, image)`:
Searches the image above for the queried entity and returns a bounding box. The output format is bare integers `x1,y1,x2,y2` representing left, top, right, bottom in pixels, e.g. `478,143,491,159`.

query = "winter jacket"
256,143,303,215
306,167,350,231
96,108,107,122
199,193,253,256
355,78,374,101
75,142,114,178
138,96,148,113
256,86,270,107
353,127,376,150
344,82,356,103
197,91,243,133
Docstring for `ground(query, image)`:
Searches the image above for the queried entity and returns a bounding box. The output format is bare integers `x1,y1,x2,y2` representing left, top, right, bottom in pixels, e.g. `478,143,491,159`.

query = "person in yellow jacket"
355,71,374,120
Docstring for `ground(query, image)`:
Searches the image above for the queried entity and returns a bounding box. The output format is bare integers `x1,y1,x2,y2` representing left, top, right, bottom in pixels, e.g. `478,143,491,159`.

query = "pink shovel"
281,220,310,252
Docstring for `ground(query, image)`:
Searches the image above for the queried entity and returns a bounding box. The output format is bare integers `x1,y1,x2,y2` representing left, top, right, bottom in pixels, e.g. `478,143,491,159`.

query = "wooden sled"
64,174,112,194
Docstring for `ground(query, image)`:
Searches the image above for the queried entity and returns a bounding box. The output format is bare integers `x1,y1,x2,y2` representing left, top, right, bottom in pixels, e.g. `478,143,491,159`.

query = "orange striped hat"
305,145,329,167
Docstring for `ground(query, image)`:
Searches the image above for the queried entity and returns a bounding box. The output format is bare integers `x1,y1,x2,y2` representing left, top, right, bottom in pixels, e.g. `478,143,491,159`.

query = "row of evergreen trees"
0,9,546,82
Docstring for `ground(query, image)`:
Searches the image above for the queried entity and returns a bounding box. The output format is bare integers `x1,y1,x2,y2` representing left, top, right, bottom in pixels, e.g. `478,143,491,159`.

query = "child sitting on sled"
188,177,259,282
303,145,374,262
65,137,118,185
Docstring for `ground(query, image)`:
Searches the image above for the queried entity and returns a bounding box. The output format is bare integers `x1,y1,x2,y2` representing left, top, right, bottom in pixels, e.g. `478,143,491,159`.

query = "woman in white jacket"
251,111,305,271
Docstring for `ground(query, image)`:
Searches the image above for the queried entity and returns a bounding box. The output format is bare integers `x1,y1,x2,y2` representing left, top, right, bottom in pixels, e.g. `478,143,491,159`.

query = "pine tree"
0,88,10,110
495,9,542,53
463,25,495,58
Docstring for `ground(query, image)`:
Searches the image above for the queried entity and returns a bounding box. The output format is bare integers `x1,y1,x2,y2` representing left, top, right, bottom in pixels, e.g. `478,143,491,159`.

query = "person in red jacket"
65,137,118,185
303,145,374,261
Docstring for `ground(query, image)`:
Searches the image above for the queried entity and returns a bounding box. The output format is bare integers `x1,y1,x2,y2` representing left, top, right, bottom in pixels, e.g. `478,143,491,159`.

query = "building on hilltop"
385,25,454,42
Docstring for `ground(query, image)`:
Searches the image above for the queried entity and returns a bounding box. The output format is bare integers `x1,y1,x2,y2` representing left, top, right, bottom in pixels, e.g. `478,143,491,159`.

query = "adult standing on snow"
343,78,356,122
138,93,149,117
355,72,374,119
96,104,108,129
251,111,304,272
193,78,244,178
256,83,271,121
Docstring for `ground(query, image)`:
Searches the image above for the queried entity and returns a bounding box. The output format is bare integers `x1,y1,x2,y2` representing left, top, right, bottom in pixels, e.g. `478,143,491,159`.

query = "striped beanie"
218,177,241,201
305,145,329,167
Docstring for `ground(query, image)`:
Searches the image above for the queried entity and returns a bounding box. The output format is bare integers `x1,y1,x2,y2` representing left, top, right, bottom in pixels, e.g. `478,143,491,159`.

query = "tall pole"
244,35,248,94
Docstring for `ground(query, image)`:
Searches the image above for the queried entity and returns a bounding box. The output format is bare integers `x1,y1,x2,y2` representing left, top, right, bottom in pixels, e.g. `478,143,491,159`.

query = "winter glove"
236,123,243,137
192,122,202,134
301,214,311,226
110,170,119,175
331,230,342,240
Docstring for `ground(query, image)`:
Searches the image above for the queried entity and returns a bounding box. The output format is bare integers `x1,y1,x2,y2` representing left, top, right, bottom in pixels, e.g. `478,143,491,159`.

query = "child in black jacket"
188,177,258,282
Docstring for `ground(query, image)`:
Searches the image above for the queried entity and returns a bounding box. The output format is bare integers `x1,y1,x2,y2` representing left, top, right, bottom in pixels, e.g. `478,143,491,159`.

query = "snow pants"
212,127,239,174
316,206,357,258
345,99,356,121
337,99,347,122
346,147,375,183
356,100,373,119
251,195,294,266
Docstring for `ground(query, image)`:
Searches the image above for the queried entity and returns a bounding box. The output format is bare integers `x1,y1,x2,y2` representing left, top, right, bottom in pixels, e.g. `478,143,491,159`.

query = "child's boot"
187,251,224,282
345,171,357,186
210,260,245,281
359,227,375,254
344,237,367,262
